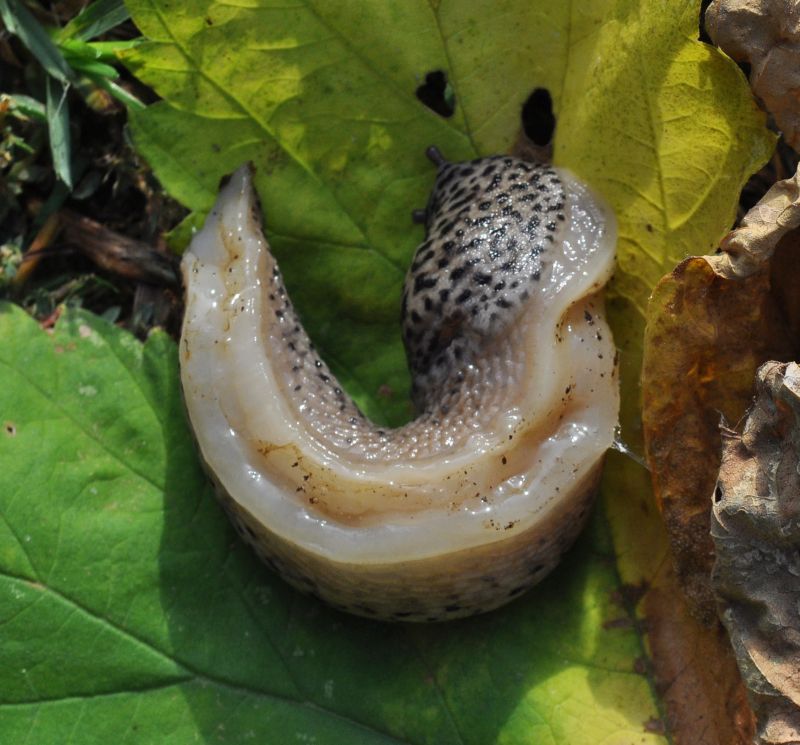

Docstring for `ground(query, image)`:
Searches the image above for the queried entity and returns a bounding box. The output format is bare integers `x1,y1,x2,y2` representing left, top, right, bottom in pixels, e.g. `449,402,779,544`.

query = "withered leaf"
713,361,800,745
642,165,800,744
643,167,800,620
645,575,755,744
706,0,800,151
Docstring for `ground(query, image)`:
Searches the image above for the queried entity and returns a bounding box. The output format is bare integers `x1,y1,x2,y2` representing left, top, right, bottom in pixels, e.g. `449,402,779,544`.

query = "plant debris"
0,3,185,336
712,361,800,745
643,164,800,622
706,0,800,151
641,162,800,745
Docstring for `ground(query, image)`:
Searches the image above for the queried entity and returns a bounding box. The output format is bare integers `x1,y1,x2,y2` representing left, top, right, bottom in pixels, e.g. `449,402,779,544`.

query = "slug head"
403,154,567,410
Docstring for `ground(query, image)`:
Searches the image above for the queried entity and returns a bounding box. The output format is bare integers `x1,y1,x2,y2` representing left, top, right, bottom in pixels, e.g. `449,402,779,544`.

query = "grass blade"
59,38,142,64
7,93,47,121
90,75,145,110
84,39,143,58
0,0,76,83
45,77,73,188
64,55,119,80
57,0,130,42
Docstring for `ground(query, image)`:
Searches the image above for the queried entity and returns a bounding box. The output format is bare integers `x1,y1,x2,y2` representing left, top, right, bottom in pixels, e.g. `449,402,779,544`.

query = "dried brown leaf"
706,0,800,151
645,567,755,745
713,361,800,745
642,166,800,743
643,166,800,617
717,166,800,277
643,257,792,620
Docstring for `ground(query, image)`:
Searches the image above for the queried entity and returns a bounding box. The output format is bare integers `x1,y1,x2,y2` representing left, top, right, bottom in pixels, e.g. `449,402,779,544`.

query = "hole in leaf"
416,70,455,118
4,421,17,437
521,88,555,146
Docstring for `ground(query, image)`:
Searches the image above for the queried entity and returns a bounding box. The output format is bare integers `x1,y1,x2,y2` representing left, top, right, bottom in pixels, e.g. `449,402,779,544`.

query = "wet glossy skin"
179,156,618,620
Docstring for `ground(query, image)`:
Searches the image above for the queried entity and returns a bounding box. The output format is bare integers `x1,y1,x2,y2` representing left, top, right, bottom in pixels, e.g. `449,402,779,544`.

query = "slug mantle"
180,154,619,621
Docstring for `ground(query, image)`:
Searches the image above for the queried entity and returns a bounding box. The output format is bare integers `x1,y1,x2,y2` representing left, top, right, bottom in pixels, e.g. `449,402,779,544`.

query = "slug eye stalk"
179,156,619,622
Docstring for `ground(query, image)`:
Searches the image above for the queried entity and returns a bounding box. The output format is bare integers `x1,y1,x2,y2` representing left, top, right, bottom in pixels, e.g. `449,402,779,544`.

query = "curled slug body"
180,154,618,621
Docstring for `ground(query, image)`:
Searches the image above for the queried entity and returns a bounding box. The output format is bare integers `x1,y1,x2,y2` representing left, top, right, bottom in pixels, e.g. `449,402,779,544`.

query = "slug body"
180,154,618,621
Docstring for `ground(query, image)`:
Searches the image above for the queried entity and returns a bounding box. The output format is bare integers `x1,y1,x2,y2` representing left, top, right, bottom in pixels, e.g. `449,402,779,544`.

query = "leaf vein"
141,0,369,246
0,358,163,493
426,0,478,153
404,632,466,745
0,510,40,582
0,568,408,741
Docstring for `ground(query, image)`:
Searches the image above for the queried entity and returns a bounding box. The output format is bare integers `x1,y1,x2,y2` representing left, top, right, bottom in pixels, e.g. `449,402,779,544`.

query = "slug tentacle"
180,155,618,621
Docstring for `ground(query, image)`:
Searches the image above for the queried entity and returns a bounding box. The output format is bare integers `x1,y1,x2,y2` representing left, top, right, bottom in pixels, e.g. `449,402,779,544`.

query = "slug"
180,150,618,621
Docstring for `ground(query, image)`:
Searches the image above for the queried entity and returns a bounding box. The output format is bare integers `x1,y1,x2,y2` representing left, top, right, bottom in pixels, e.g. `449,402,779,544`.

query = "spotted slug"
180,150,619,622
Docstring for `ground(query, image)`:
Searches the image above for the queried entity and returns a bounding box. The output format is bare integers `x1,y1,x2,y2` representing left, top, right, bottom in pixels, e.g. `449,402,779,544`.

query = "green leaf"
0,0,76,84
44,76,73,188
57,0,130,42
2,0,774,740
121,0,773,436
121,15,773,725
0,302,662,744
